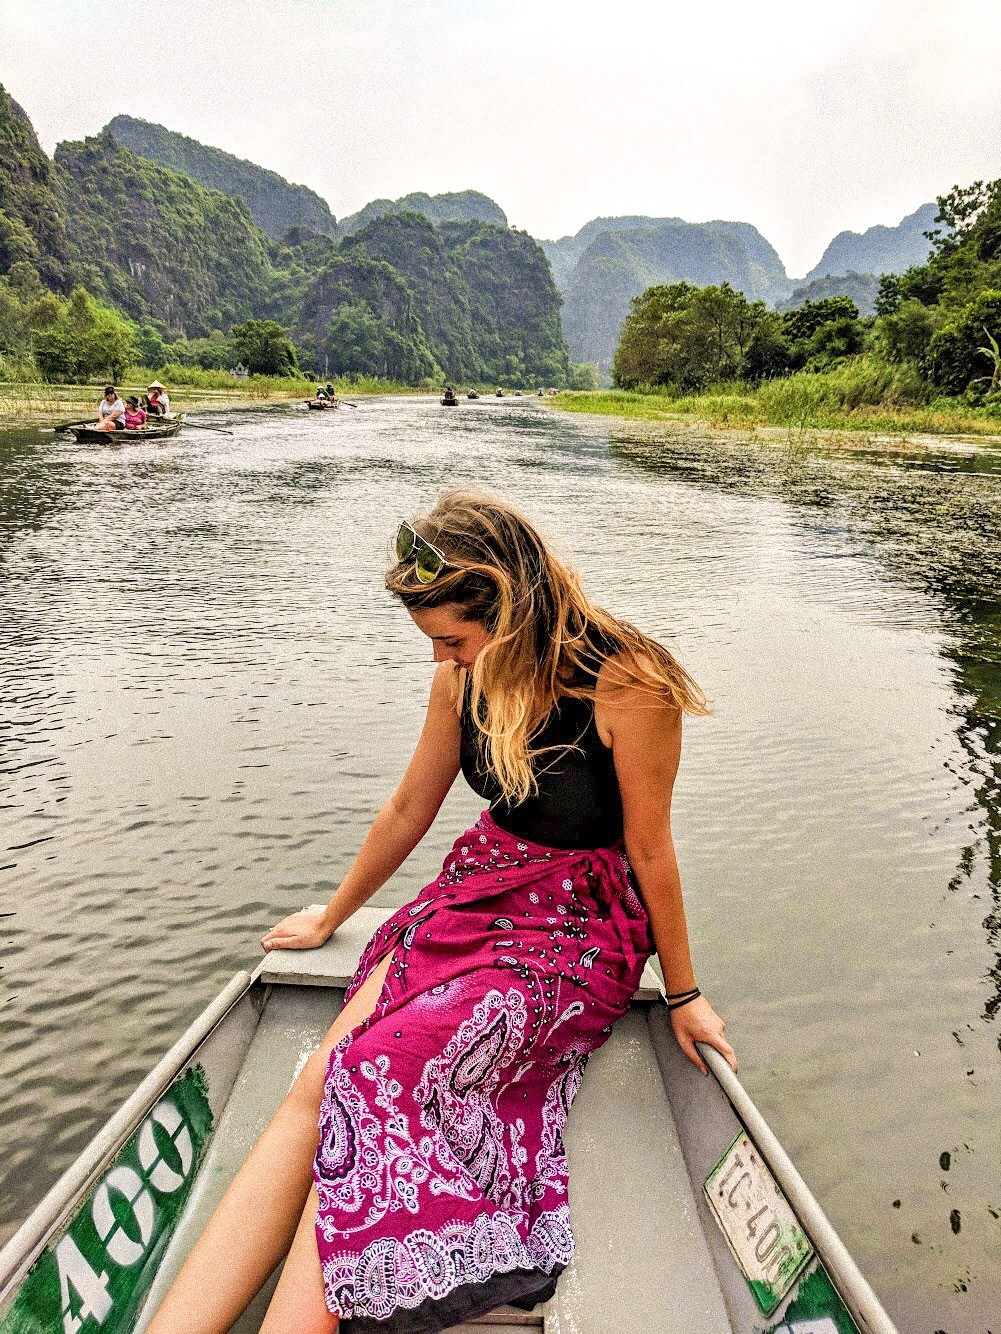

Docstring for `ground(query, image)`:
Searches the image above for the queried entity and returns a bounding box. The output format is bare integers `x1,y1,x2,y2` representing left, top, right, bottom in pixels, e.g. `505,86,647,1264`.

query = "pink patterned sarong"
313,811,652,1332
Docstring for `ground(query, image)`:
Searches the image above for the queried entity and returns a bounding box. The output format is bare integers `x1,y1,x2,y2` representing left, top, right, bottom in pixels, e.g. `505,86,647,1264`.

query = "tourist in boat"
123,396,147,430
324,383,336,401
315,385,330,401
148,491,736,1334
496,385,504,396
146,380,170,416
442,384,458,404
97,385,126,431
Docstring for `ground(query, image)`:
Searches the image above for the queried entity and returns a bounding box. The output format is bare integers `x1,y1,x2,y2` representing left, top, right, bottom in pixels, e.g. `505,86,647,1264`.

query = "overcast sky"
4,0,1001,276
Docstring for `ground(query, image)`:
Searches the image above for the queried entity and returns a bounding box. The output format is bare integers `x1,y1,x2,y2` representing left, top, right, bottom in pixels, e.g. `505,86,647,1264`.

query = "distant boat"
467,389,479,399
306,398,337,411
0,903,898,1334
440,396,459,407
70,416,184,444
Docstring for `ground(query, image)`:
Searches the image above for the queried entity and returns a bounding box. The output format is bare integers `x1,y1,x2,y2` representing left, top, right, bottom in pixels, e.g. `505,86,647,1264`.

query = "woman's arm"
599,661,737,1075
261,663,462,951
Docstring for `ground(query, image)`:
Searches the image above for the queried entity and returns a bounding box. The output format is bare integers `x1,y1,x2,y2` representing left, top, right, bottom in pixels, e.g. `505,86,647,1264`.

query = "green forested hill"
337,190,507,237
560,220,791,371
802,203,937,283
302,212,570,384
339,212,479,379
0,87,72,288
54,131,281,335
0,89,572,384
298,251,440,381
105,115,338,240
441,221,571,386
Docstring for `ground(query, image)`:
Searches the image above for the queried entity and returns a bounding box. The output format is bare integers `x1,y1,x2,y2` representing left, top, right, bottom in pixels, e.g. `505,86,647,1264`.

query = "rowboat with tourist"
69,416,185,444
307,383,339,410
53,382,185,444
0,902,897,1334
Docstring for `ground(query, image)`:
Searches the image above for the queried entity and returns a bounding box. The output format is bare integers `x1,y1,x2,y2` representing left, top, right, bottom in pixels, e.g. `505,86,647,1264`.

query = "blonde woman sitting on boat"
149,490,736,1334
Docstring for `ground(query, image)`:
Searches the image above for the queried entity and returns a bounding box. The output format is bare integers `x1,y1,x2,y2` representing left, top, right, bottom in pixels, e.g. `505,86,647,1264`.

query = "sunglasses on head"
396,521,448,583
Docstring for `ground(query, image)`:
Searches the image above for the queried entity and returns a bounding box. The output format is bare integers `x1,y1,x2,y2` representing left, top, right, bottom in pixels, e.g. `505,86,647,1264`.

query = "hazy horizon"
4,0,1000,276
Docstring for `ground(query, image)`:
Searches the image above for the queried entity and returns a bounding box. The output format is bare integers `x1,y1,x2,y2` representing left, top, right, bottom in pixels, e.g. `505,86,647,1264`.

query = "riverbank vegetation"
554,369,1001,437
577,178,1001,438
0,370,430,423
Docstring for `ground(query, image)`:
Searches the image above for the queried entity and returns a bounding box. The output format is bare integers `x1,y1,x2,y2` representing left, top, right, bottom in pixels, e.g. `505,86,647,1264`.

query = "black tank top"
459,666,623,851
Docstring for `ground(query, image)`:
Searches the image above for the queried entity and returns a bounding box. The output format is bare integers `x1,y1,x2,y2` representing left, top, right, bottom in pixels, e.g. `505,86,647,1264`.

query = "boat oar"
339,401,359,409
184,421,234,436
39,418,92,434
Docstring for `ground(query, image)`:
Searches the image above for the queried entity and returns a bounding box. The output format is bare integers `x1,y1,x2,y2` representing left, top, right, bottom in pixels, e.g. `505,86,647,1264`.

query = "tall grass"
554,359,1001,437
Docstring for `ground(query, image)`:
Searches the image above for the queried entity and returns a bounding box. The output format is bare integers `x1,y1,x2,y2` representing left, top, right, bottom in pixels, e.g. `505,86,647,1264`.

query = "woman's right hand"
260,908,333,953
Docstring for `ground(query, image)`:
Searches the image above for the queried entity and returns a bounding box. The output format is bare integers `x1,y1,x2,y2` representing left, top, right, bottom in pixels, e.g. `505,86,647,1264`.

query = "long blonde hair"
386,490,709,803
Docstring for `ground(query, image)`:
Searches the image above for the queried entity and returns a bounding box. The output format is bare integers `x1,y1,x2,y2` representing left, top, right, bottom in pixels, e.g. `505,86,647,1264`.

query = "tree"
803,317,865,370
744,312,791,380
134,323,168,368
33,285,135,381
873,299,939,365
926,290,1001,395
324,301,437,381
781,297,859,343
230,319,299,375
928,180,995,257
566,362,601,390
613,282,774,390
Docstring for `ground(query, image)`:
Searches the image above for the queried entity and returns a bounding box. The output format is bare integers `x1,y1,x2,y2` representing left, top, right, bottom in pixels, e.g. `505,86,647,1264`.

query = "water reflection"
610,429,1001,1033
0,400,998,1328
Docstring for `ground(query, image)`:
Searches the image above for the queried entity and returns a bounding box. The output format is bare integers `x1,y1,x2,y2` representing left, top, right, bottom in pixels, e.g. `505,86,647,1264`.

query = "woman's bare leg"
259,1186,337,1333
147,953,393,1334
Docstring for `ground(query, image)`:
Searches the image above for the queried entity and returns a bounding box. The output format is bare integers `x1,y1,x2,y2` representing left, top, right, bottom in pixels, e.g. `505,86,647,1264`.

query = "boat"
306,398,337,411
440,396,459,407
0,901,897,1334
69,416,185,444
468,389,479,399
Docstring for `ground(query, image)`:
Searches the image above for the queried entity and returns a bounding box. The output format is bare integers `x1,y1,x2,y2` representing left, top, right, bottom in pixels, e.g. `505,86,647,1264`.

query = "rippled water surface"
1,398,999,1330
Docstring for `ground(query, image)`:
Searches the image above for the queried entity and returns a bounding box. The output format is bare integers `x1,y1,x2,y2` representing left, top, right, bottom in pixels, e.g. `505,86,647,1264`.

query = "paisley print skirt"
313,811,652,1332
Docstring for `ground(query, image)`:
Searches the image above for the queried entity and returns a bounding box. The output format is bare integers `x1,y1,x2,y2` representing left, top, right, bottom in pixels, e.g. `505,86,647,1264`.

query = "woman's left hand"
670,995,737,1076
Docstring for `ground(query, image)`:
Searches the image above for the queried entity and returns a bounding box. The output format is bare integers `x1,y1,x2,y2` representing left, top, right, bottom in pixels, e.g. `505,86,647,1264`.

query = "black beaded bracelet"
666,988,702,1012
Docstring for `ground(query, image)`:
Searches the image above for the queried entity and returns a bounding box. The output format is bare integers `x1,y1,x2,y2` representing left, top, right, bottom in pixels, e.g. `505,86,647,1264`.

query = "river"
1,396,998,1330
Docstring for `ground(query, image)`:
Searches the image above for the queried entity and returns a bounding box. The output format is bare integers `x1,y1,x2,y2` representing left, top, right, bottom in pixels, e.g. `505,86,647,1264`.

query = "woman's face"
408,603,491,669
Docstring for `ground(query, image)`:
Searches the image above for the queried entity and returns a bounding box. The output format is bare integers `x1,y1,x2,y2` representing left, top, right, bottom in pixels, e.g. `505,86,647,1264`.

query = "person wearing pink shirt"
124,396,147,430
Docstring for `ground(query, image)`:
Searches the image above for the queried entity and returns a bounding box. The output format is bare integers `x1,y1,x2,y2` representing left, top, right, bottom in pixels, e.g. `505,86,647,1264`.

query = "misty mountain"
802,202,938,284
105,115,339,241
552,218,792,371
540,216,685,288
777,271,881,317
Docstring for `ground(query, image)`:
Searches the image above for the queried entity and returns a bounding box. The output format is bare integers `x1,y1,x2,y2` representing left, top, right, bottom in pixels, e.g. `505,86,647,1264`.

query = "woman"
149,491,735,1333
97,385,126,431
124,396,147,430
